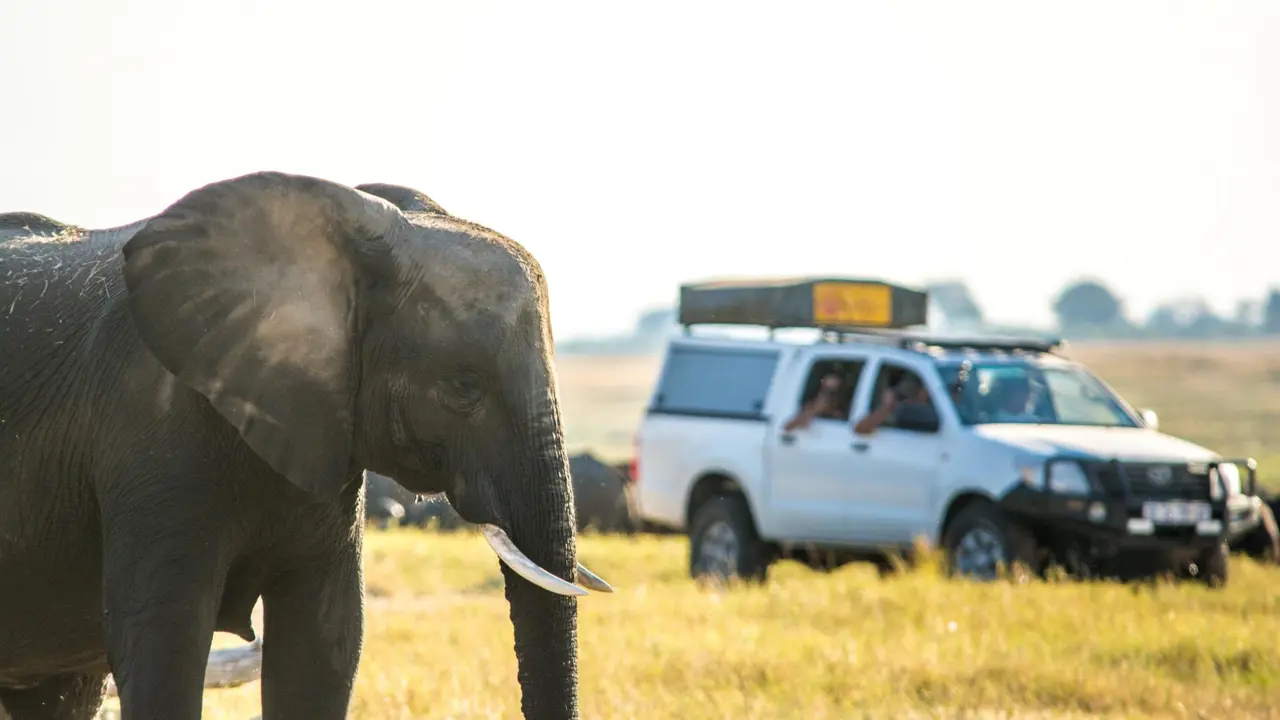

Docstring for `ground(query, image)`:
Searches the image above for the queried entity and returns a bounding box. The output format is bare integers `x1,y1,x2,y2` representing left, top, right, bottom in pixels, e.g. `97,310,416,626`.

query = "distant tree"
1051,279,1125,332
1178,299,1228,337
1235,299,1261,328
1144,304,1183,338
1264,290,1280,334
555,306,677,356
926,280,984,327
632,307,677,350
1144,297,1257,339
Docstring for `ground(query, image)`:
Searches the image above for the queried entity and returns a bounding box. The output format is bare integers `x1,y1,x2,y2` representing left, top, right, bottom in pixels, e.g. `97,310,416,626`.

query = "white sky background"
1,1,1277,340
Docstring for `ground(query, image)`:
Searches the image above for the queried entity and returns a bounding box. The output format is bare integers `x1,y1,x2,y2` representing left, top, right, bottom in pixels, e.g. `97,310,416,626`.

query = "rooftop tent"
677,277,930,332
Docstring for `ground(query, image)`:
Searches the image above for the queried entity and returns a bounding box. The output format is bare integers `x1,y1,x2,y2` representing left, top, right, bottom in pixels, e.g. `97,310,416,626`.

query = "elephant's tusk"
575,562,614,593
479,524,588,597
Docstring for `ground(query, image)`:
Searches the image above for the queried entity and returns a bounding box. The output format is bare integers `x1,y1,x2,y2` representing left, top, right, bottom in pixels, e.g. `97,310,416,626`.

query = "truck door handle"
851,442,869,452
780,433,796,445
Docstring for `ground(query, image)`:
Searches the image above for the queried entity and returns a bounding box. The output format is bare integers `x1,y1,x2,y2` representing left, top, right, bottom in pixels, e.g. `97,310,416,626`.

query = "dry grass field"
101,341,1280,719
165,533,1277,720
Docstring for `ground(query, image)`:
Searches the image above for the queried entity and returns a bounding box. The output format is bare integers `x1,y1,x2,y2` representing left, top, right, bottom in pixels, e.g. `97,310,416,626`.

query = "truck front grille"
1090,462,1213,501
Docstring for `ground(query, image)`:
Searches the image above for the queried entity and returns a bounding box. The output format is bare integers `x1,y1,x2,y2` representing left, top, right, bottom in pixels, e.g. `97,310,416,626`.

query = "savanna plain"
106,341,1280,719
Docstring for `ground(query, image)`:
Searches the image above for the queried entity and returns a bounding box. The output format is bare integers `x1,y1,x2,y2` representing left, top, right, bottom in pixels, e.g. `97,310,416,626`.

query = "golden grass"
106,341,1280,718
164,531,1280,719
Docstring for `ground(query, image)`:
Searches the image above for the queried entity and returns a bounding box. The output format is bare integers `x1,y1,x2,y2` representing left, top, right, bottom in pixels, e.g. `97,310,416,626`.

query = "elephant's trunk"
471,351,614,718
498,450,582,720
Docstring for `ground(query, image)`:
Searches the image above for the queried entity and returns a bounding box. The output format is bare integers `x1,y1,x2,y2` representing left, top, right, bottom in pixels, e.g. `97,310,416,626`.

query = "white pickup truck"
632,277,1263,587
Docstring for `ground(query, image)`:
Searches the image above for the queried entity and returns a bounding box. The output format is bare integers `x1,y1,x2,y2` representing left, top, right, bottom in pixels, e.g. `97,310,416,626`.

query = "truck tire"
1191,541,1229,589
688,494,770,584
941,500,1041,582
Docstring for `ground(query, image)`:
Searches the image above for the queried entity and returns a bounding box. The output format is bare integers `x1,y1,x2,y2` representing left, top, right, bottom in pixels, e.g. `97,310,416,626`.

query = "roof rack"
897,334,1065,355
812,327,1064,355
678,276,930,332
676,276,1062,356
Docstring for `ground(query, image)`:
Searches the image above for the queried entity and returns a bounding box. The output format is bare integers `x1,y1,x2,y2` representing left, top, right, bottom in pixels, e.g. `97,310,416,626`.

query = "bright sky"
2,1,1277,341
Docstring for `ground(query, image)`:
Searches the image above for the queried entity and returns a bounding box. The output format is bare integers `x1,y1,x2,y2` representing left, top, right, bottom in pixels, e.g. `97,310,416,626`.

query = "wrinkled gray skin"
0,173,582,719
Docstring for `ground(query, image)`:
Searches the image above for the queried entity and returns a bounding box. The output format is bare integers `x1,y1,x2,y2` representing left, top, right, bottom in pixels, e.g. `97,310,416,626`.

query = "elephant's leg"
0,672,108,720
259,551,363,720
99,495,228,720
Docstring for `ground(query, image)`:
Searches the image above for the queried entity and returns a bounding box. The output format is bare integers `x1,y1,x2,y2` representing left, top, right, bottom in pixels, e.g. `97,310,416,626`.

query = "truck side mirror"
1140,408,1159,430
895,403,941,433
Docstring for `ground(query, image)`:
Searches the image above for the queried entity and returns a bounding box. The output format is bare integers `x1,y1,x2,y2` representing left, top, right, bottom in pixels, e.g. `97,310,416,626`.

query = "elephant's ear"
121,171,405,498
355,183,449,216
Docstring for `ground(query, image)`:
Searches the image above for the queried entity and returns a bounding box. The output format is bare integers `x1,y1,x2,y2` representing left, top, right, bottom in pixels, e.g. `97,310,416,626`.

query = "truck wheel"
1191,541,1229,589
688,494,770,584
942,501,1041,582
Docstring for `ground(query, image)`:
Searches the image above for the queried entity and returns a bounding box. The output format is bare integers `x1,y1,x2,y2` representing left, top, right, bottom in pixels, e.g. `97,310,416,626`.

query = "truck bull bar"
1004,455,1262,546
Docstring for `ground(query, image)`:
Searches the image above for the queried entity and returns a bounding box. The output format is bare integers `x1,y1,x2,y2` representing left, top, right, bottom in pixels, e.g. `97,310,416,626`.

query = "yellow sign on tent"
812,282,893,326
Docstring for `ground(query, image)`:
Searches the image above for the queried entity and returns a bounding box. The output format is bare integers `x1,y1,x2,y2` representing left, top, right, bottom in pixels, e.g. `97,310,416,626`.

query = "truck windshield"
937,360,1140,428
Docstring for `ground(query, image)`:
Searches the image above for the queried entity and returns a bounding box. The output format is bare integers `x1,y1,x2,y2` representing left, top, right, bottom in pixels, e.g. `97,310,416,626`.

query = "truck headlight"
1018,459,1091,495
1046,461,1091,495
1210,462,1241,499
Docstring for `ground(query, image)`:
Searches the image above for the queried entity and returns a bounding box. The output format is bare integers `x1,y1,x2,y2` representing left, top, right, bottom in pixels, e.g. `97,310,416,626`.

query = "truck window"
650,345,780,419
863,361,939,434
783,357,866,429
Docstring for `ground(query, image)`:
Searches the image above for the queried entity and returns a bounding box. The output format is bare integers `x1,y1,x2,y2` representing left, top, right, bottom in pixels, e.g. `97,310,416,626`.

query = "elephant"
368,454,636,535
566,454,635,534
362,471,463,531
366,492,407,530
363,469,418,529
0,171,612,720
406,492,469,531
1230,494,1280,565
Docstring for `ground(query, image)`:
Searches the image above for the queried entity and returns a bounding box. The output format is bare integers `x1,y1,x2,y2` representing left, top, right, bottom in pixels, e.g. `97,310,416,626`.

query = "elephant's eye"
442,372,486,413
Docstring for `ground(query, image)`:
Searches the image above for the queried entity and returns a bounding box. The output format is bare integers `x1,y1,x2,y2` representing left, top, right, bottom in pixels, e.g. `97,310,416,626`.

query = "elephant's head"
120,171,608,719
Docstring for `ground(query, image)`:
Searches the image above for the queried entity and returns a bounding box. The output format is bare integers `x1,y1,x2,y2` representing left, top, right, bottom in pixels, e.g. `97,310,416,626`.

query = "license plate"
1142,501,1212,525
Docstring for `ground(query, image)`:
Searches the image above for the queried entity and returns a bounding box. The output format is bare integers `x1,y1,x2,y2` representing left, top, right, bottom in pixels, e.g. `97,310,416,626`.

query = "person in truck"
852,374,934,435
988,373,1041,422
784,372,850,431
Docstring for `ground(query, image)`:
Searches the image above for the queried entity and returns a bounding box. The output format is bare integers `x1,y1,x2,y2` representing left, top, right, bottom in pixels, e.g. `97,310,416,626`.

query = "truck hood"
972,424,1220,463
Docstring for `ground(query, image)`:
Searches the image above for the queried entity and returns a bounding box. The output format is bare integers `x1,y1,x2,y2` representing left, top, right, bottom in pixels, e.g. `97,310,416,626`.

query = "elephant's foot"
0,672,108,720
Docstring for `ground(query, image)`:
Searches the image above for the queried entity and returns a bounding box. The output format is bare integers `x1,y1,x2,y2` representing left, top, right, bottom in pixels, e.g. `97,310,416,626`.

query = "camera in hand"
893,376,921,402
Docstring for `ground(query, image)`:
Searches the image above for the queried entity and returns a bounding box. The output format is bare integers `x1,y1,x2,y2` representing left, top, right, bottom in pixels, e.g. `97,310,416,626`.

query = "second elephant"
366,453,636,534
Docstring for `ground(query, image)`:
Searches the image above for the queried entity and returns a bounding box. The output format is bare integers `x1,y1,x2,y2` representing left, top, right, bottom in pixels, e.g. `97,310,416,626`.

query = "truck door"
845,358,950,545
764,352,882,544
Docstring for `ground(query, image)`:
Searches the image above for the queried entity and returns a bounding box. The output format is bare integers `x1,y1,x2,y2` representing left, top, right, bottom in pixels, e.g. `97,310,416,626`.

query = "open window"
866,362,941,434
785,357,866,429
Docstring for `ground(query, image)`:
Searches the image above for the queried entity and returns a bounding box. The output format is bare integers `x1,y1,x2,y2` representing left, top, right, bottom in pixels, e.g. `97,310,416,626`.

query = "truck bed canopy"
677,276,930,332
